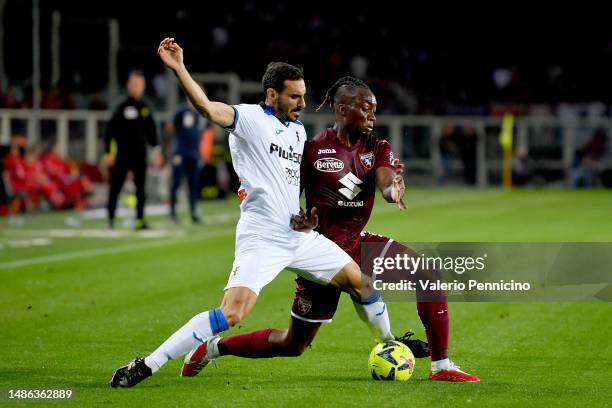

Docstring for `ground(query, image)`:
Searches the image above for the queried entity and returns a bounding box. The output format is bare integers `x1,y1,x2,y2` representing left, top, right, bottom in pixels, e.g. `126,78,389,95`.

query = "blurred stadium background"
2,2,612,220
1,3,611,406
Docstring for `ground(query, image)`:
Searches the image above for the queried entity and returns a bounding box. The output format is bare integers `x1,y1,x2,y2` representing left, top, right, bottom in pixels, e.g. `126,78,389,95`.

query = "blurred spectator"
211,26,229,48
458,126,477,185
89,92,108,110
438,125,458,184
41,143,91,210
152,74,167,101
1,85,21,109
512,146,534,186
3,137,92,213
41,86,76,110
24,144,67,209
4,141,63,210
571,128,608,188
167,101,205,224
349,55,368,79
3,136,28,212
437,125,477,185
0,144,11,216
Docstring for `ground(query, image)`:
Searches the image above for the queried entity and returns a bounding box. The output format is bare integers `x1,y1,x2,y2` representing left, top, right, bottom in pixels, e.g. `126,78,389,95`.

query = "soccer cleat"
429,361,480,383
181,336,218,377
110,357,152,388
395,331,430,358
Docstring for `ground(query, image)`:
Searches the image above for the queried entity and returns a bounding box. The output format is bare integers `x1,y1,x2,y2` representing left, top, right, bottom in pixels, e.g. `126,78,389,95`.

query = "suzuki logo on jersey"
339,172,363,200
359,152,374,169
337,200,364,207
269,143,302,164
318,148,336,154
314,158,344,172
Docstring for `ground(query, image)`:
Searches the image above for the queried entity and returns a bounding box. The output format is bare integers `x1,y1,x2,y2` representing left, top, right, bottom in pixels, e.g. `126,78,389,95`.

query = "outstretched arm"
375,158,406,210
157,38,235,128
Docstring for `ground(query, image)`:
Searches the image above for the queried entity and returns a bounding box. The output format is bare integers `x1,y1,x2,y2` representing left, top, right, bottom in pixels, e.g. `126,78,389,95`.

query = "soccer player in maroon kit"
183,77,479,382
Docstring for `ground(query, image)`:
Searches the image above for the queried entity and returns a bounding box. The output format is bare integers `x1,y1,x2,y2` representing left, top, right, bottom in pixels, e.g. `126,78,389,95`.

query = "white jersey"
227,104,307,240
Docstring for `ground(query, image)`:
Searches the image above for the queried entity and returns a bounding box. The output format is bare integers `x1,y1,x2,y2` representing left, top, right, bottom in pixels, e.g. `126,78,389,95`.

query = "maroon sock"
416,300,449,361
217,329,280,358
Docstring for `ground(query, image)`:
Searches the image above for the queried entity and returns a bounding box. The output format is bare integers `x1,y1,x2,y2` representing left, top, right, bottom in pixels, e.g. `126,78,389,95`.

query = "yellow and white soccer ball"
368,340,415,381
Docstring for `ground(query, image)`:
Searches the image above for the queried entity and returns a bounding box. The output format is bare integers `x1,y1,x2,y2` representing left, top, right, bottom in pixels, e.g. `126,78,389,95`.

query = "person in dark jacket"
104,70,160,230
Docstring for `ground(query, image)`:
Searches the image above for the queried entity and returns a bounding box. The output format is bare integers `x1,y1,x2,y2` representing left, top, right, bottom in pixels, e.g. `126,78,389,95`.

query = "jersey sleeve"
374,139,395,171
224,104,260,142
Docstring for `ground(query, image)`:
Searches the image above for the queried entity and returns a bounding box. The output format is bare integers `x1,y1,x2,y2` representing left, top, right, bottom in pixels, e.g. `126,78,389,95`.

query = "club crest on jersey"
359,152,374,169
297,297,312,315
314,157,344,172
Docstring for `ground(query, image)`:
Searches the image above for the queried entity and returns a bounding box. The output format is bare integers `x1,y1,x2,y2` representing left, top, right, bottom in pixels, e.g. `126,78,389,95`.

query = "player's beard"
348,123,372,140
276,99,300,122
359,128,373,138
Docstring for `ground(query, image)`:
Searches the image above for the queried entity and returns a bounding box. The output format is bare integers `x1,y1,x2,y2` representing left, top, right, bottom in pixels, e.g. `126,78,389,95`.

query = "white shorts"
224,230,352,295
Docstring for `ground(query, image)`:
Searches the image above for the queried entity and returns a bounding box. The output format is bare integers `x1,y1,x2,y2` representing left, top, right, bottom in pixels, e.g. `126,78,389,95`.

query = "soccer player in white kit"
110,38,397,388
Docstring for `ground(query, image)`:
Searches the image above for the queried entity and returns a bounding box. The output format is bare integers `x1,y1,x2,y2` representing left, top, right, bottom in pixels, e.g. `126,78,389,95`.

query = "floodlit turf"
1,188,611,407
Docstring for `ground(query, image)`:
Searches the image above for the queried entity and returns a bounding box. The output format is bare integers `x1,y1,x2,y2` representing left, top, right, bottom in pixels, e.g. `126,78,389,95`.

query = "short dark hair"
262,62,304,94
127,68,144,78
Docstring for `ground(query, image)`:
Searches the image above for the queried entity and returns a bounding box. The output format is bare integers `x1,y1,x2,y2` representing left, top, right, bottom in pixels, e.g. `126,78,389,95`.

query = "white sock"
144,311,215,373
352,299,393,342
207,336,221,359
431,358,451,373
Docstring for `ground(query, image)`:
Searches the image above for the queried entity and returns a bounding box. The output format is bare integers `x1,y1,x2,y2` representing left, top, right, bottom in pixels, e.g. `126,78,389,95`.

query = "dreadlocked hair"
316,76,370,112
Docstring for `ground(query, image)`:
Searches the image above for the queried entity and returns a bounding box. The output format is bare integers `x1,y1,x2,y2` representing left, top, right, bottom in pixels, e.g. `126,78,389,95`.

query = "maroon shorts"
291,231,408,323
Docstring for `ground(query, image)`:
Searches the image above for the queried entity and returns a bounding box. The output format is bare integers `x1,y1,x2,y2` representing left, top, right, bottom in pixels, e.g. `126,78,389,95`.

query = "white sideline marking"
0,228,234,270
80,204,170,220
0,238,53,249
49,229,182,239
1,229,184,239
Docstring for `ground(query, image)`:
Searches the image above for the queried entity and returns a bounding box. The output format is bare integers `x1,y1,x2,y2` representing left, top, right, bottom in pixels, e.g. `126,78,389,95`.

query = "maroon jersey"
301,128,394,253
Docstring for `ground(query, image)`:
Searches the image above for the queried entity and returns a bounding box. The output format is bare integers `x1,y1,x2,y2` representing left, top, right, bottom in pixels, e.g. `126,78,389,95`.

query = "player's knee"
350,276,376,301
221,309,244,326
221,302,251,326
361,277,375,297
221,287,257,326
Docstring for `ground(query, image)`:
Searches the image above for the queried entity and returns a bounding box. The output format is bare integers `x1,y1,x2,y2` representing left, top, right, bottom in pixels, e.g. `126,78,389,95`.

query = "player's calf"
269,328,313,357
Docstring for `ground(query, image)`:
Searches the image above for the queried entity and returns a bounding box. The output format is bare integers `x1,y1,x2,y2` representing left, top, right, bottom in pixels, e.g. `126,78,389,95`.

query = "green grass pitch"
1,188,611,407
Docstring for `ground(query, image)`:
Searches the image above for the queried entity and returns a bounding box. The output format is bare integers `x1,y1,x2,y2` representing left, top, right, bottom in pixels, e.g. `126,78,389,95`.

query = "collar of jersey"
262,105,290,128
328,127,363,151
